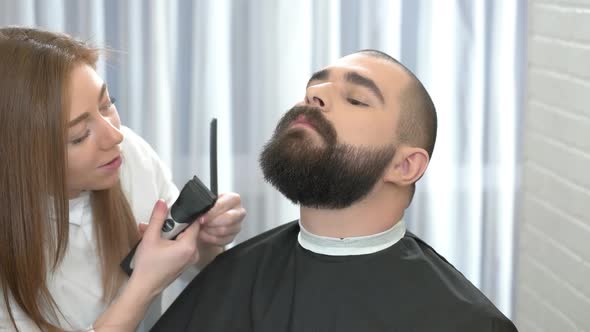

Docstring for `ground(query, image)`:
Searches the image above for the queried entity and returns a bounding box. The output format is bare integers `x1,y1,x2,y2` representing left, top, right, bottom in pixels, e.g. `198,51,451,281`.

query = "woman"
0,27,245,331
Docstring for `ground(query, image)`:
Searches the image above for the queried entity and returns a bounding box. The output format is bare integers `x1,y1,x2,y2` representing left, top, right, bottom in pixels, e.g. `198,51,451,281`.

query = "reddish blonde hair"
0,27,139,331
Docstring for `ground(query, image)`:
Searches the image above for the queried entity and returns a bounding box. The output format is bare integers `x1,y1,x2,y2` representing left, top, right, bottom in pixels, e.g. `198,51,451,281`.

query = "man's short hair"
355,49,437,159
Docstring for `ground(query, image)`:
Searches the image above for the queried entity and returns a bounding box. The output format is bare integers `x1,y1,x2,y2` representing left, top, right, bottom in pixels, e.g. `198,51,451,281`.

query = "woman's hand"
94,200,200,331
196,192,246,266
136,193,245,268
131,199,201,297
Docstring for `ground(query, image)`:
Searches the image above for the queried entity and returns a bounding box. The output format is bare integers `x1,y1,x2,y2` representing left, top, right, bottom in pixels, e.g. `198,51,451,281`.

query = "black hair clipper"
120,119,218,276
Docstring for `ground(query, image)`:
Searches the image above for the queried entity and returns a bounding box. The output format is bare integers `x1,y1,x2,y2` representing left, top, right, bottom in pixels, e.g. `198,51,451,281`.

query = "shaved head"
355,49,437,159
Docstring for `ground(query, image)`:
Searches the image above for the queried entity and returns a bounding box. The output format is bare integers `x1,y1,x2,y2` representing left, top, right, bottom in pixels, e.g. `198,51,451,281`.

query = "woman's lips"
99,156,122,170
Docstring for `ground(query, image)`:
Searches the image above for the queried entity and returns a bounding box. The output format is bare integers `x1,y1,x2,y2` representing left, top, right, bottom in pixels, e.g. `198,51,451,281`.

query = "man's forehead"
314,54,409,97
333,53,406,77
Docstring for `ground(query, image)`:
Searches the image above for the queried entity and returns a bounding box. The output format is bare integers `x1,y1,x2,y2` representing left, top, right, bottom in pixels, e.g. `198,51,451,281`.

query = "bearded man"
151,50,518,332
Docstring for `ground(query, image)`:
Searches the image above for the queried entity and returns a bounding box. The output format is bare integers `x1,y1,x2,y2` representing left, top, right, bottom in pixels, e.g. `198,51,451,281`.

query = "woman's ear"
383,146,430,186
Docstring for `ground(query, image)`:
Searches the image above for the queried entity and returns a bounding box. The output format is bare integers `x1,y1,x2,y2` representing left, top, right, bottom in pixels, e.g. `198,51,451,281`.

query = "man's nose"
304,85,330,110
306,96,325,107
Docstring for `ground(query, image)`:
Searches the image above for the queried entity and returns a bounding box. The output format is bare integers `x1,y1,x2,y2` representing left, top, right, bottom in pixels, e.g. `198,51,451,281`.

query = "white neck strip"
297,220,406,256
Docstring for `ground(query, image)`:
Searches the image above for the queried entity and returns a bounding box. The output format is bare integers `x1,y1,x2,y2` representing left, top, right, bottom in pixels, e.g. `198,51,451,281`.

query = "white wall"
516,0,590,331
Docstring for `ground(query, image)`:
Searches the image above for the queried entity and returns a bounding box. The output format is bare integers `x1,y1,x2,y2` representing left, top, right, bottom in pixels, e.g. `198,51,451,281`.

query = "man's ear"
383,146,430,186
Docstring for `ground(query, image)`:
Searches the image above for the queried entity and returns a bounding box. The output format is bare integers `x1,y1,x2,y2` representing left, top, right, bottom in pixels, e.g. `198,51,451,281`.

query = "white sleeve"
0,295,42,331
0,318,42,332
150,146,179,206
119,127,199,317
119,126,180,223
0,307,96,332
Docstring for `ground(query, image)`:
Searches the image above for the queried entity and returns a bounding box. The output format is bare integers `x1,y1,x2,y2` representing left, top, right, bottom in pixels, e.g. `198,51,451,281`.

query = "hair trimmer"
120,119,218,276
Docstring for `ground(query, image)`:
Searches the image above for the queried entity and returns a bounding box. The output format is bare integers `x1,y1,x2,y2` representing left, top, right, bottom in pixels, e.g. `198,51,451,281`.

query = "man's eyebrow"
306,69,331,87
68,112,90,128
344,72,385,104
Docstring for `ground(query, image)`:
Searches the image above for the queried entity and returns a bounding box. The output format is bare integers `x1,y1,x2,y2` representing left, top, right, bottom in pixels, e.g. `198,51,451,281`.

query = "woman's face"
66,64,123,198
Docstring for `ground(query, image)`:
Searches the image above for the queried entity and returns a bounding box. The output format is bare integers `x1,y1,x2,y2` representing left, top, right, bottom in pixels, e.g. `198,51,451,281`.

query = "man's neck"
299,184,407,238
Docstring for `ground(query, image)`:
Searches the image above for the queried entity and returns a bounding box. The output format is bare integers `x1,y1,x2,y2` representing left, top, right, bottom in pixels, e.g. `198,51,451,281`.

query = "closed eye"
347,98,369,107
70,130,90,145
99,97,116,112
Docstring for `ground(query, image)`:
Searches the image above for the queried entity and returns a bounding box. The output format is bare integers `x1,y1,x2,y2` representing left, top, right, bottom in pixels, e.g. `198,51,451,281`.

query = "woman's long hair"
0,27,139,332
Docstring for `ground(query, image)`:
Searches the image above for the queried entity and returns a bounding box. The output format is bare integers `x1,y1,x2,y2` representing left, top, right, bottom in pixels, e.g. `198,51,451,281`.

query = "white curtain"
0,0,525,318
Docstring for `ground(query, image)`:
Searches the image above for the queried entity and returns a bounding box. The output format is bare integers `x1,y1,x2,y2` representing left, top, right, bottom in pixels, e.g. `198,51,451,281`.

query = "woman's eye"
347,98,368,107
99,97,117,112
70,131,90,145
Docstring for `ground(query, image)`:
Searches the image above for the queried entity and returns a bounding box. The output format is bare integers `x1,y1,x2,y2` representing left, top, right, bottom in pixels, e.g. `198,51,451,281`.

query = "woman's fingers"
143,200,169,242
200,192,242,224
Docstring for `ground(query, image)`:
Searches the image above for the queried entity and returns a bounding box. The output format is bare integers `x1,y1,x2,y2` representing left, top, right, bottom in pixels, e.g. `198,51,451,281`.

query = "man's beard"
259,105,396,209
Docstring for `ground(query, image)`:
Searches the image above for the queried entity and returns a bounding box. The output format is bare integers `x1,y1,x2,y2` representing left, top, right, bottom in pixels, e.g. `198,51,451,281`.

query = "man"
151,50,518,332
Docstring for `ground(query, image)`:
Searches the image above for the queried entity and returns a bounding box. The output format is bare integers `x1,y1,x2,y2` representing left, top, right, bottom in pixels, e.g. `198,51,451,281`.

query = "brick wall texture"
516,1,590,331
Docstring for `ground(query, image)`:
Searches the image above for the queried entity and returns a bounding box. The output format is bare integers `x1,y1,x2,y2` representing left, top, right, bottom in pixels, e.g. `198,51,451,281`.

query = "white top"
0,126,196,331
297,220,406,256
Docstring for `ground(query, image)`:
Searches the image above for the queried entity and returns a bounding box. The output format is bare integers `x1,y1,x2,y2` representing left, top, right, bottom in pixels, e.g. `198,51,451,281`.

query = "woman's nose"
97,118,123,150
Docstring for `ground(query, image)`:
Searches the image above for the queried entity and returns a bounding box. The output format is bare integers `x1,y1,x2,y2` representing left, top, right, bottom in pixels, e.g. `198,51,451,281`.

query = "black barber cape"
152,221,518,332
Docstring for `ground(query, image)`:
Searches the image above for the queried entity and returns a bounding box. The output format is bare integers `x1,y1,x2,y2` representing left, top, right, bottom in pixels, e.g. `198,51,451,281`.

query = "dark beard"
259,105,396,209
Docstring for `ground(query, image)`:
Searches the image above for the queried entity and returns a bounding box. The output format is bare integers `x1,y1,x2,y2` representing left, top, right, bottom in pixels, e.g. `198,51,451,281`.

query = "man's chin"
282,194,355,210
283,126,327,147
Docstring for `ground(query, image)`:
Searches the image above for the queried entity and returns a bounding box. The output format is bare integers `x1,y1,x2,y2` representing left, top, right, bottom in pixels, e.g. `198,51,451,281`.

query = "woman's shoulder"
118,126,178,220
0,293,45,331
120,126,159,161
119,125,173,178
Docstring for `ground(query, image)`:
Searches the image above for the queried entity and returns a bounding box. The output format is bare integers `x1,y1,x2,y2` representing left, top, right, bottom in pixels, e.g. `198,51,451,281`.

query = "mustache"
274,105,337,145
